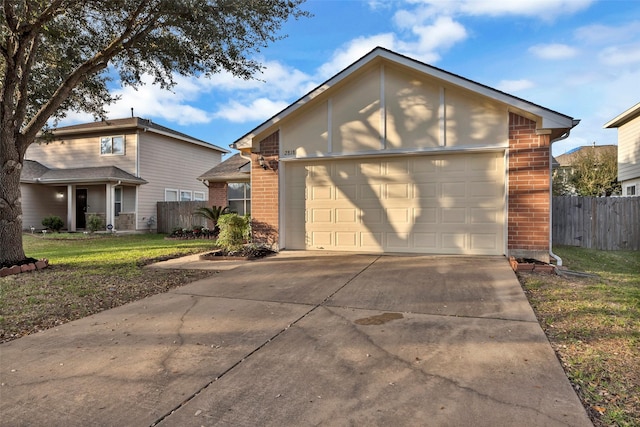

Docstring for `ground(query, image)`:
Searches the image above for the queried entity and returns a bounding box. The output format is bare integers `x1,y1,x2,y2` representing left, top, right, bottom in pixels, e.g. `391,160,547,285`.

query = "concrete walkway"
0,253,592,426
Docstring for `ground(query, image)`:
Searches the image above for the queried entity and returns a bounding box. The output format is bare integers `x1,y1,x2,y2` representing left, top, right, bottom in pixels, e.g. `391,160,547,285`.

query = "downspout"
549,131,571,267
238,150,251,162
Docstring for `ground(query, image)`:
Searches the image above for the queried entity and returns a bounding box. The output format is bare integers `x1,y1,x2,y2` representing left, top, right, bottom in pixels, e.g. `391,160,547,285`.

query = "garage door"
285,152,505,255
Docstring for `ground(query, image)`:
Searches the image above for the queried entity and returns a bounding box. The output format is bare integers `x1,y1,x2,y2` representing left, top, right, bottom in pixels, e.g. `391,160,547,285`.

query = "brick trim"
508,113,550,262
251,131,279,248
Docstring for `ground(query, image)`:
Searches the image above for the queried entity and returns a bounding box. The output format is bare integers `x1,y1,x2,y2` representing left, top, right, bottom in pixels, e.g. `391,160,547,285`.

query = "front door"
76,189,87,229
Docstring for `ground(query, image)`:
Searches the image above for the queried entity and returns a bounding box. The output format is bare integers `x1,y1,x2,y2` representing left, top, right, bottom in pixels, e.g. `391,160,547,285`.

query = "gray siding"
21,184,68,230
26,132,138,173
137,133,222,230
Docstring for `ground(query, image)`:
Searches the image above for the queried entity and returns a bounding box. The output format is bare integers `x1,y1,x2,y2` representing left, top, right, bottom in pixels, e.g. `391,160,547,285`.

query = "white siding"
618,117,640,182
137,133,221,230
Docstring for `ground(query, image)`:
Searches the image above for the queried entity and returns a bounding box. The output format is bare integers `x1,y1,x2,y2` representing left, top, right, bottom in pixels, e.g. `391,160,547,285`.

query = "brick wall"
251,131,279,248
508,113,551,262
208,182,227,208
204,182,227,228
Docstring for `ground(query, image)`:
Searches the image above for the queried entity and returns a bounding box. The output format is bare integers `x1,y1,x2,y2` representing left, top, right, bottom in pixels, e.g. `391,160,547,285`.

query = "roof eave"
40,121,229,154
28,177,147,185
603,102,640,128
198,173,250,182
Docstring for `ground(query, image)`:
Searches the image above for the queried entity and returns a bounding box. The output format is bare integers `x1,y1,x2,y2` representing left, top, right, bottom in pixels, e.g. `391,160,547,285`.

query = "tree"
569,146,621,196
1,0,307,265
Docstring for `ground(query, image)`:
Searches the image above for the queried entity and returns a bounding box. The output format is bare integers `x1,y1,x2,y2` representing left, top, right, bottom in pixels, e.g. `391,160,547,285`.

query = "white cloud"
598,44,640,66
367,0,392,11
213,98,289,123
105,75,211,125
529,43,579,60
410,16,467,57
203,60,312,99
317,34,397,79
496,79,535,92
574,21,640,45
397,0,593,21
458,0,594,17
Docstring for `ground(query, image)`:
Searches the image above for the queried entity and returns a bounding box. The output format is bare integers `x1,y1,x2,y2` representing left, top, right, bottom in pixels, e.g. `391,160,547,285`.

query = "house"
198,153,251,216
223,47,579,262
604,102,640,196
21,117,228,232
553,144,618,195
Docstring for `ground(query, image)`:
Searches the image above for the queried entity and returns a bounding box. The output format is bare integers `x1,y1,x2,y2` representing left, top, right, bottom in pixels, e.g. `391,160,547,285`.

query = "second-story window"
100,136,125,155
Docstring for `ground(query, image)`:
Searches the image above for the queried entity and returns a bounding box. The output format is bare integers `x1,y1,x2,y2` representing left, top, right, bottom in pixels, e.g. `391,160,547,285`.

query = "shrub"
87,215,104,233
170,227,185,237
193,206,229,234
217,213,250,251
41,215,64,232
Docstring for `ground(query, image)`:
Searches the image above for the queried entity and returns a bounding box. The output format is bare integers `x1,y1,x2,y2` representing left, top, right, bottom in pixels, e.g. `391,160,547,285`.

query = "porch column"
67,185,75,231
105,184,114,231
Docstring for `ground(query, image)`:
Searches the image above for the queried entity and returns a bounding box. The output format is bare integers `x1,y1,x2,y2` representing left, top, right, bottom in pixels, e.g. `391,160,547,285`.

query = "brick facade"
250,131,280,248
508,113,551,262
208,182,228,208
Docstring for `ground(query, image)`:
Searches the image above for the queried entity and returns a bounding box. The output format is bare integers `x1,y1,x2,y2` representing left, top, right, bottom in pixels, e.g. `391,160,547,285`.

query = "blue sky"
62,0,640,157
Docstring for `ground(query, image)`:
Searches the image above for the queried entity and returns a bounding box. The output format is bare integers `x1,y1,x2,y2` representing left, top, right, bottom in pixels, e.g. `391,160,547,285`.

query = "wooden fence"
553,196,640,250
156,201,208,234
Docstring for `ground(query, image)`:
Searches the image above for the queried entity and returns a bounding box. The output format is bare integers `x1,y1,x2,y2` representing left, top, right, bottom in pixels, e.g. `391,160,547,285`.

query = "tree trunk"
0,130,27,265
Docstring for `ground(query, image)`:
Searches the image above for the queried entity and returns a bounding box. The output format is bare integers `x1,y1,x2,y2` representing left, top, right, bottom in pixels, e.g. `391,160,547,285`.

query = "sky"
62,0,640,158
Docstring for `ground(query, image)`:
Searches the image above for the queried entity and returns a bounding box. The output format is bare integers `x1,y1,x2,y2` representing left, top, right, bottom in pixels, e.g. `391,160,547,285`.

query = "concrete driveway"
0,253,592,426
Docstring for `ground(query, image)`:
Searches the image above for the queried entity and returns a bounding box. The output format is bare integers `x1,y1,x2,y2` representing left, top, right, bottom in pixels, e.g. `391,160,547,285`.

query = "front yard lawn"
0,233,216,343
518,246,640,427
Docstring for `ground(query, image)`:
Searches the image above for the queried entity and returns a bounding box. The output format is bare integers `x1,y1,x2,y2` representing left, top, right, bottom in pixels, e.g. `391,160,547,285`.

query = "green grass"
0,233,218,342
23,232,215,267
519,246,640,426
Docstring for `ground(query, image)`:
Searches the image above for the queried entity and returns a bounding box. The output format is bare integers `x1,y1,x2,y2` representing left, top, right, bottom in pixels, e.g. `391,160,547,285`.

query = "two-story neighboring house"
604,102,640,196
21,117,228,231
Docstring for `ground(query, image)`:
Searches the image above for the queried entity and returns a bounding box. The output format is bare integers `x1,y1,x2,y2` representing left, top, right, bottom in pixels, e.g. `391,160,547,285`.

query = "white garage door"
284,152,505,255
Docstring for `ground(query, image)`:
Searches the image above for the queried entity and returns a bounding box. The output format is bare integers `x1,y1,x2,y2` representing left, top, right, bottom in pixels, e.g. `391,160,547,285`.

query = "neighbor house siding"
618,117,640,183
137,133,220,230
507,113,550,262
26,132,138,173
122,187,136,213
21,184,67,230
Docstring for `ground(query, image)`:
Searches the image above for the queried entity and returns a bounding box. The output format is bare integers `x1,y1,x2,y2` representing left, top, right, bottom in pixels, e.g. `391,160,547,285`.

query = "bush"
168,226,214,239
216,213,250,251
87,215,104,233
41,215,64,232
193,206,229,234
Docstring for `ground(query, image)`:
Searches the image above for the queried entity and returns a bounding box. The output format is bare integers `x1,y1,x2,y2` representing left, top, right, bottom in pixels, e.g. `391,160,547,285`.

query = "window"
626,185,636,196
114,187,122,217
180,190,192,201
228,182,250,216
193,191,205,201
165,189,178,201
100,136,125,155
